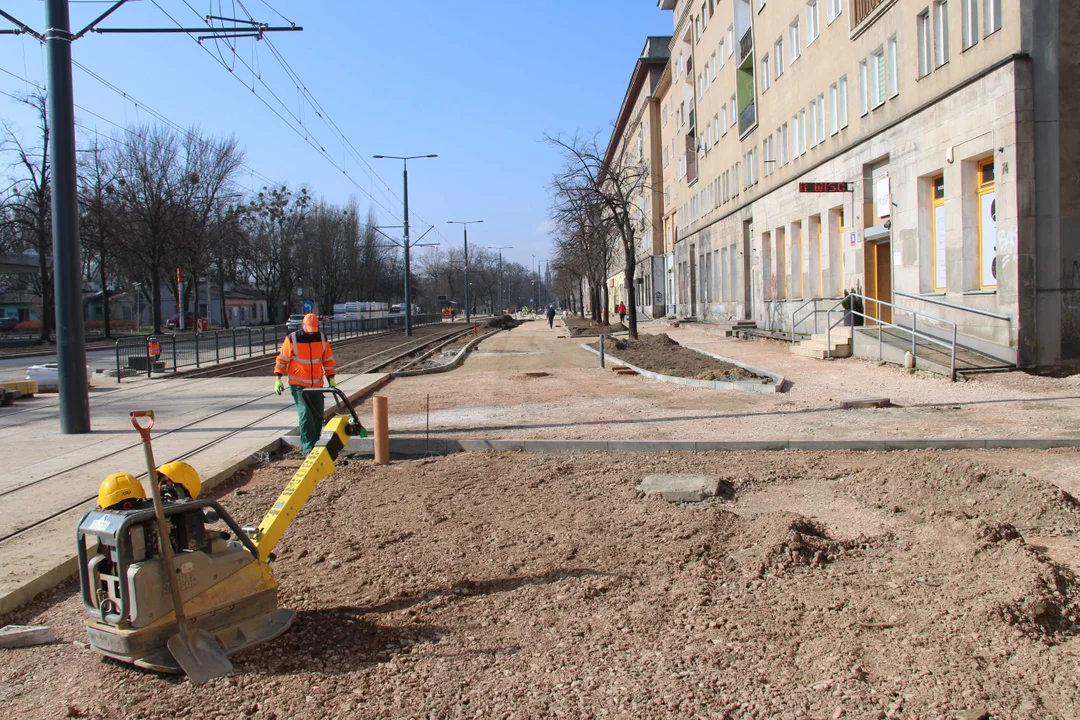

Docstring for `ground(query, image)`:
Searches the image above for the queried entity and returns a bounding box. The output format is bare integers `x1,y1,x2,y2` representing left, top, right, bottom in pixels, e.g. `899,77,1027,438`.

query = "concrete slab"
638,474,721,503
0,624,55,648
839,398,892,409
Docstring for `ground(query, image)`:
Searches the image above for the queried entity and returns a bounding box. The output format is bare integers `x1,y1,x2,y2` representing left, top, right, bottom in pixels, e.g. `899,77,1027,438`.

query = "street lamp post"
447,220,483,323
373,154,438,336
487,246,512,314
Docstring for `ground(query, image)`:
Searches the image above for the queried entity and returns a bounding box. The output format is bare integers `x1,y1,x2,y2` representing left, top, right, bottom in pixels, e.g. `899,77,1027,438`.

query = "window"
816,93,825,141
705,70,710,93
806,0,820,44
808,99,818,147
791,114,799,159
798,109,807,155
702,2,709,29
757,0,766,11
984,0,1001,36
827,0,842,24
699,73,704,97
859,59,869,115
709,0,715,16
774,38,785,78
761,55,771,91
695,15,701,41
721,105,728,135
838,75,849,128
917,10,932,77
711,53,718,79
870,46,886,108
978,159,997,288
719,39,727,67
727,26,734,56
962,0,978,49
713,115,720,141
730,95,737,127
887,36,899,97
781,123,789,164
790,19,801,60
829,83,838,135
934,0,949,67
931,174,947,290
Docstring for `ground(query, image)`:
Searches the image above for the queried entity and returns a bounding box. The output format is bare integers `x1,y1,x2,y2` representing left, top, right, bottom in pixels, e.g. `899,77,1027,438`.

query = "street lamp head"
425,154,439,158
372,155,385,159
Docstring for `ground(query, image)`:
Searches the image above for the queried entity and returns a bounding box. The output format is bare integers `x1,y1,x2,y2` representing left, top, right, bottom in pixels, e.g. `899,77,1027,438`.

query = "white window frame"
790,18,801,61
774,38,785,78
870,46,886,109
721,105,728,135
711,53,718,79
962,0,978,49
827,0,842,24
838,75,849,128
808,99,818,147
798,109,807,155
934,0,950,67
790,114,798,159
730,95,737,128
917,10,932,78
702,2,709,29
761,55,771,92
984,0,1001,36
806,0,820,45
859,59,869,116
781,122,789,164
887,36,899,98
816,92,825,141
829,83,838,135
727,26,734,57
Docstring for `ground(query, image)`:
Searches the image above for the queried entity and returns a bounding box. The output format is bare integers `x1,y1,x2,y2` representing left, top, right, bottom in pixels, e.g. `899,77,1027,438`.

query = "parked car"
0,317,18,331
286,314,306,333
165,312,195,330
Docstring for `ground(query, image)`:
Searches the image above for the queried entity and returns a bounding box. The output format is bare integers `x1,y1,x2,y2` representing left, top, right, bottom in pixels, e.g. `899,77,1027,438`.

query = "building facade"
650,0,1079,369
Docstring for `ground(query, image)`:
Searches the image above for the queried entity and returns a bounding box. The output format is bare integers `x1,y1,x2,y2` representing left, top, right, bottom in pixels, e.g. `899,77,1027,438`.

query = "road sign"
302,299,314,313
799,182,854,193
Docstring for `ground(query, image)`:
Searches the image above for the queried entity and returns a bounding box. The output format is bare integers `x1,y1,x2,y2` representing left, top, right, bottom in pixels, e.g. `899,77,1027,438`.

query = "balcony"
853,0,887,30
685,133,698,184
738,100,756,136
688,108,695,131
738,27,753,64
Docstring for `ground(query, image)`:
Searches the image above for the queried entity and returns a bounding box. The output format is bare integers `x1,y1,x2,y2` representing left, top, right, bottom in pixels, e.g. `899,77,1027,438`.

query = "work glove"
274,378,284,395
327,377,337,388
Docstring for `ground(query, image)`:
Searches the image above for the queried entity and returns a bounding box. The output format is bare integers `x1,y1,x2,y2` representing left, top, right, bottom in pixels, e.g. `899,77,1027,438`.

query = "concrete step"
789,344,852,359
811,330,851,343
799,340,852,352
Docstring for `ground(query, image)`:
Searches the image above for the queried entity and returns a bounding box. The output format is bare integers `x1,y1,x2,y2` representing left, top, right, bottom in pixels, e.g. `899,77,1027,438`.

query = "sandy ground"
350,319,1080,441
2,448,1079,719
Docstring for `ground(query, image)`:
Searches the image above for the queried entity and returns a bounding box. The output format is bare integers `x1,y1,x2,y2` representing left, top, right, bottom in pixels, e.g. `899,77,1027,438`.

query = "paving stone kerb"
0,625,56,649
579,343,786,394
300,436,1080,456
638,474,721,502
391,329,503,378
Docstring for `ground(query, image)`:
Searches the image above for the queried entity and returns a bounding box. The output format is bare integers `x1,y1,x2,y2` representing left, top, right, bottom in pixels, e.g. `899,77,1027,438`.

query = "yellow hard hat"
156,461,201,501
98,473,146,509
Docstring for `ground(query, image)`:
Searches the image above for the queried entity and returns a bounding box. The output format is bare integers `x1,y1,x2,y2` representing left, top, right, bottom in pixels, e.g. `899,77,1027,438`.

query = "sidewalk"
0,371,387,615
349,316,1080,442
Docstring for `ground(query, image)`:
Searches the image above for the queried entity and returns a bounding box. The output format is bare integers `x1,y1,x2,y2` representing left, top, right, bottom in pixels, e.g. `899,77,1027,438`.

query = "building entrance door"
864,240,893,325
689,245,697,317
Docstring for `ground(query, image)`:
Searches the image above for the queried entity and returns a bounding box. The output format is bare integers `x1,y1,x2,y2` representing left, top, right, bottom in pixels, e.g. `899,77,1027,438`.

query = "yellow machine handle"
252,401,366,560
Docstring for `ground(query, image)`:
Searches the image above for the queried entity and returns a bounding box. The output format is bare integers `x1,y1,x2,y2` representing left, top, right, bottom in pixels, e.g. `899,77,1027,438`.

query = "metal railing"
790,297,844,342
823,293,959,380
738,27,753,63
739,100,756,136
114,314,443,381
854,0,886,27
893,290,1012,322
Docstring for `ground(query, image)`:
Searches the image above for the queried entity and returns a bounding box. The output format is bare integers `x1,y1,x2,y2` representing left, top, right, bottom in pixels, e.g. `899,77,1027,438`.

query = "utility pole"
448,220,483,323
45,0,89,432
1,2,301,434
488,245,512,314
374,155,438,336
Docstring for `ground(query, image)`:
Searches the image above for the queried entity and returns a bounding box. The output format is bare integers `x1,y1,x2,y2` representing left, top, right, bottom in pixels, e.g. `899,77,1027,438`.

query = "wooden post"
373,395,390,465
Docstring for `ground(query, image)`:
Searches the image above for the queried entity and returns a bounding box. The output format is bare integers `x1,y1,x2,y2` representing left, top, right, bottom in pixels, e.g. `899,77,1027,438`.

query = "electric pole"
448,220,483,323
488,245,512,314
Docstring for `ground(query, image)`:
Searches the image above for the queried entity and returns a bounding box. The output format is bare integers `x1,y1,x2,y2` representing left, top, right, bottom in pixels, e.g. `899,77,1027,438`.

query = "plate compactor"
77,389,366,677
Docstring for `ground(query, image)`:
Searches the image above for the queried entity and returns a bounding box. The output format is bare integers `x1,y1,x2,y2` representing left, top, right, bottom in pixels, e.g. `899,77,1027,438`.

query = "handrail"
825,293,959,380
790,297,843,343
893,290,1012,322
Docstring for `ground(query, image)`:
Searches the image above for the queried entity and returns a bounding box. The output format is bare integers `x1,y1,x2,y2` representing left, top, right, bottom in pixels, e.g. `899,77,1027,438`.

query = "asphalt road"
0,347,118,382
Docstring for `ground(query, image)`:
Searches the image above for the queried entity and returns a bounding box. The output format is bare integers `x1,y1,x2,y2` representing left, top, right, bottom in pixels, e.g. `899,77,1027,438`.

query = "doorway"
864,240,893,325
689,245,697,317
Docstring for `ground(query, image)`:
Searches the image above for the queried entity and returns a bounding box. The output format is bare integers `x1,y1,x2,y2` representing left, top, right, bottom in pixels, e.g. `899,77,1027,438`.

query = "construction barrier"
113,314,443,382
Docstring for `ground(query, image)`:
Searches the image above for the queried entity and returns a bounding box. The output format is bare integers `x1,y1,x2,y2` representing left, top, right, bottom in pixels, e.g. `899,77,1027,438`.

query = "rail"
853,0,886,27
824,293,959,380
114,314,444,382
892,290,1012,322
789,297,844,342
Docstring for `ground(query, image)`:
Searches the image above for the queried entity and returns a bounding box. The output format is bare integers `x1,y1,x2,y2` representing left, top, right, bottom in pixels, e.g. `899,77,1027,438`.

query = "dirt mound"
719,511,867,578
486,314,521,330
838,457,1080,534
597,333,769,382
564,316,621,337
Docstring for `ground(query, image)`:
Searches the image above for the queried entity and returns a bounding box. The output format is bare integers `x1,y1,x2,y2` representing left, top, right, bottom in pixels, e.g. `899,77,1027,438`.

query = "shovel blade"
167,628,233,685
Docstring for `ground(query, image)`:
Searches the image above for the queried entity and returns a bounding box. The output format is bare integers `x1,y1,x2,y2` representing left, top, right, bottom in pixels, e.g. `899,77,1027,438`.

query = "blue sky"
0,1,671,269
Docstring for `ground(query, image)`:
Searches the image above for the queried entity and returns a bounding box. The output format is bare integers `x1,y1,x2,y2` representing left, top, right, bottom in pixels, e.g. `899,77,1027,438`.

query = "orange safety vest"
274,331,336,387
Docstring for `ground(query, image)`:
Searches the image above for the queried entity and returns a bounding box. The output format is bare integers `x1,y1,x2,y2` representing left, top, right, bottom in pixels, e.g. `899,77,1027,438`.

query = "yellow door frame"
977,158,996,289
931,174,945,291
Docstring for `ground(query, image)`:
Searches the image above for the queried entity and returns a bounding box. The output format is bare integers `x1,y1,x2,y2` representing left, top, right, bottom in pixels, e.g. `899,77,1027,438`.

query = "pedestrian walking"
617,301,626,325
546,306,556,329
274,313,337,454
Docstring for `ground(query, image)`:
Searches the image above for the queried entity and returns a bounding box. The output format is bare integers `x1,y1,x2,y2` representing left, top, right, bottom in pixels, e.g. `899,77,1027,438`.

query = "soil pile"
599,333,769,381
486,315,521,330
564,316,622,337
2,450,1078,719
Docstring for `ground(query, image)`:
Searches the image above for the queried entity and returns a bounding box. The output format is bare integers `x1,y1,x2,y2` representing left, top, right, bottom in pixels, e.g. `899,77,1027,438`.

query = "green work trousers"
290,384,325,454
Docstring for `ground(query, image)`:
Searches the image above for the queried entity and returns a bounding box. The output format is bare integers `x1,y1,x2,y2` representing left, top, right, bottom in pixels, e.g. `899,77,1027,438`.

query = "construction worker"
274,313,337,454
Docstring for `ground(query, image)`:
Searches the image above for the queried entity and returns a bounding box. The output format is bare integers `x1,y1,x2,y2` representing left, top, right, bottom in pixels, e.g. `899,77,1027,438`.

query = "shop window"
978,159,996,288
931,174,946,290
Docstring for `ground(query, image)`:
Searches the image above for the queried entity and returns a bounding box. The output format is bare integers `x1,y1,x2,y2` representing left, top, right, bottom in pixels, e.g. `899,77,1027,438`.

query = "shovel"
130,411,233,685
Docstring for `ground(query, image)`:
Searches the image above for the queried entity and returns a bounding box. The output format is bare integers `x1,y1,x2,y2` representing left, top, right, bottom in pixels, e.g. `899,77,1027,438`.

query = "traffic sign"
302,299,314,313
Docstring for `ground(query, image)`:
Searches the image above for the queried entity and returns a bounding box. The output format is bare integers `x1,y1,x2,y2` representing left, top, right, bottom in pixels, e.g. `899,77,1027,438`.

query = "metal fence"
115,314,444,381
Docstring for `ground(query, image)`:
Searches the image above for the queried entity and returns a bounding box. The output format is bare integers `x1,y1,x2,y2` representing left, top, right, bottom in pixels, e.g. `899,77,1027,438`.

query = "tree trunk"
99,248,111,339
151,271,163,334
624,263,638,340
601,284,610,326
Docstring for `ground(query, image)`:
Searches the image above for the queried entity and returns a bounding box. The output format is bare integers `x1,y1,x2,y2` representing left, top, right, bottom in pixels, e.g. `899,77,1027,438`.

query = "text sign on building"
798,182,854,193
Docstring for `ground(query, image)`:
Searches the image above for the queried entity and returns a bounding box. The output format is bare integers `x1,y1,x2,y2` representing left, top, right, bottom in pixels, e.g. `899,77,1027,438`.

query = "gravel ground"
2,448,1079,719
360,320,1080,441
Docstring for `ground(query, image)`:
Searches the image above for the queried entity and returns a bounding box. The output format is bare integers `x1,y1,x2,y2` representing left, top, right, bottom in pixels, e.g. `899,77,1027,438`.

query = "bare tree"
78,136,123,337
242,184,310,324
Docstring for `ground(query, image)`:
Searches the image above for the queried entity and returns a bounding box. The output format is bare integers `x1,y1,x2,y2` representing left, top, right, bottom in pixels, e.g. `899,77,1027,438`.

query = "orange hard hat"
302,313,319,332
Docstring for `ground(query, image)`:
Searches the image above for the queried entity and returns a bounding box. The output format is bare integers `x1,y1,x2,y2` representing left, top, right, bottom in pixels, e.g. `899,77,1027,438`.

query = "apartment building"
652,0,1079,369
603,37,671,319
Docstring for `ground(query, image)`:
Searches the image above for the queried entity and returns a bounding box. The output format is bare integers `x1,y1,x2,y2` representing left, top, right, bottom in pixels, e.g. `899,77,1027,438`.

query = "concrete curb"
391,329,502,378
579,343,785,394
279,435,1080,456
0,436,284,618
